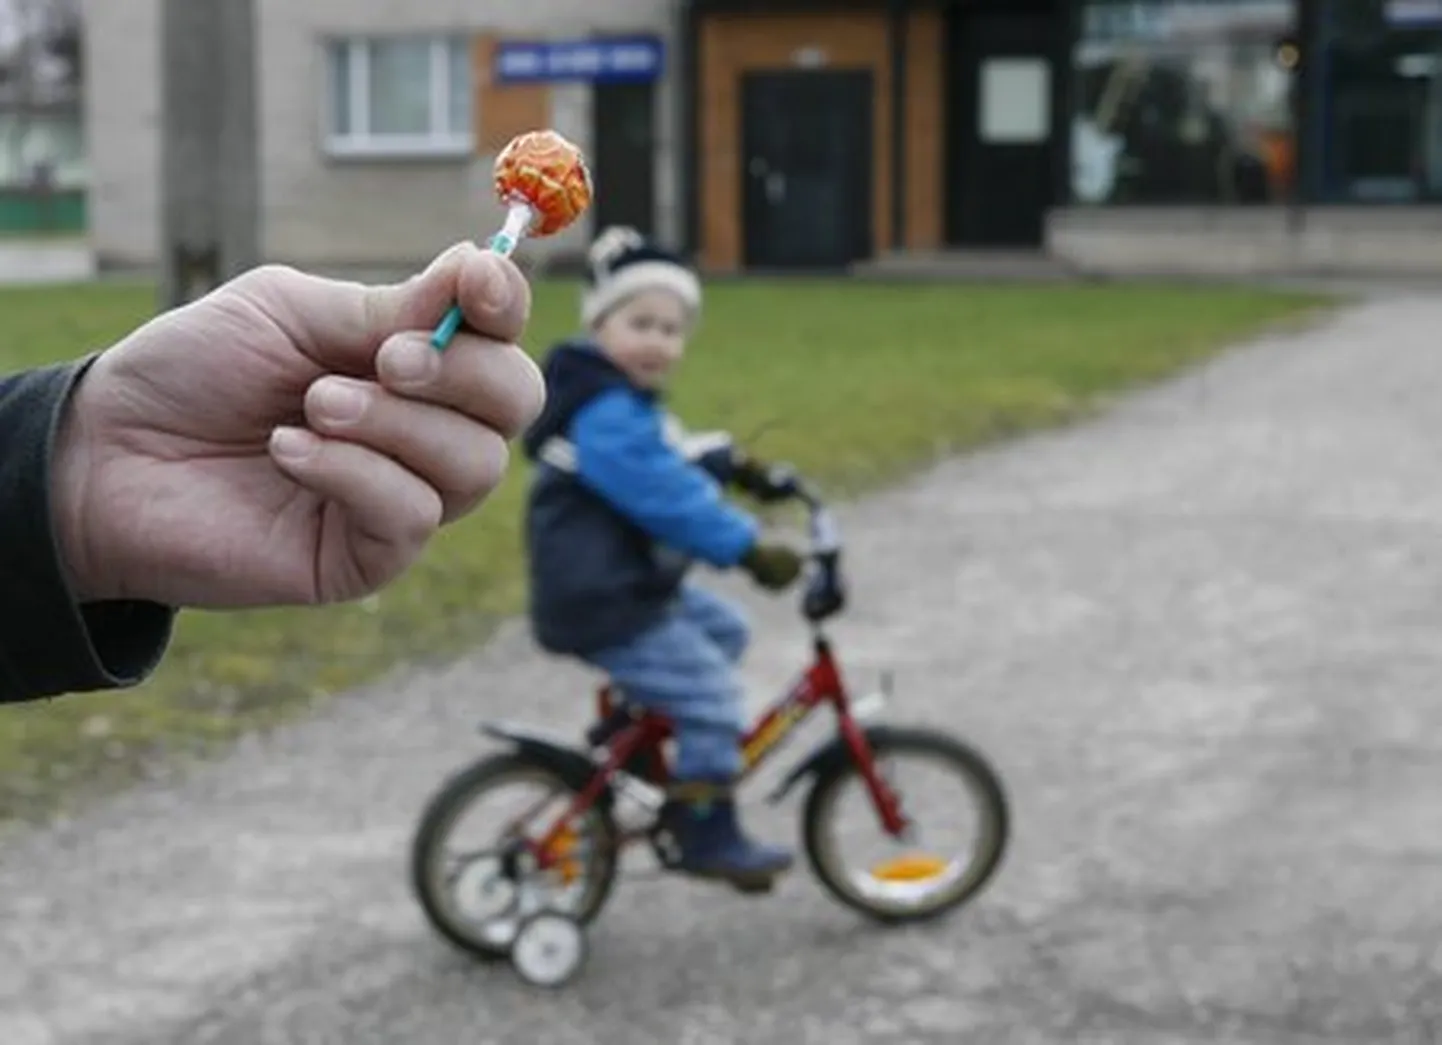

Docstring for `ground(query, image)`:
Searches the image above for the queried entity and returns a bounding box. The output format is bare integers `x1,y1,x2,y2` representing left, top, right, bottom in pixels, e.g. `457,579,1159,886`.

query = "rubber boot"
659,779,794,888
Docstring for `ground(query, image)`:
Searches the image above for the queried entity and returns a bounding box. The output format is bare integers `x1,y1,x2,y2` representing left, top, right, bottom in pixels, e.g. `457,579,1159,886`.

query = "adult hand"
48,242,542,608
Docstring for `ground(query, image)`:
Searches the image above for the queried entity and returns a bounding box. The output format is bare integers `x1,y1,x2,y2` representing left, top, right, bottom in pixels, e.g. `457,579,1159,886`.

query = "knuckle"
250,262,306,290
447,343,543,436
460,433,510,492
496,350,542,432
445,435,509,522
234,263,312,314
475,434,511,489
401,491,444,544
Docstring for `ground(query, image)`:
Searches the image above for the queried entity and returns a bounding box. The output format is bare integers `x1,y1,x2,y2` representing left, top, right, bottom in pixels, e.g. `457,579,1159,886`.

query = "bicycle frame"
524,631,908,872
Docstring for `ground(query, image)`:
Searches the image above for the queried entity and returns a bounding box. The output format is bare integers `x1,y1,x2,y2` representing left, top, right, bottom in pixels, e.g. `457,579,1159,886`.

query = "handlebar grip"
802,548,846,621
808,506,841,555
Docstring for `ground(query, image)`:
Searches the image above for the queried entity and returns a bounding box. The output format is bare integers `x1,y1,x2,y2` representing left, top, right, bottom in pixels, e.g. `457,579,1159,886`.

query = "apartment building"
80,0,680,270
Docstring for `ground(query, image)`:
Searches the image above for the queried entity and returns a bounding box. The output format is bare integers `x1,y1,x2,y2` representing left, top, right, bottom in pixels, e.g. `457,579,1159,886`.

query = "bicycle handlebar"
783,475,846,623
766,472,839,554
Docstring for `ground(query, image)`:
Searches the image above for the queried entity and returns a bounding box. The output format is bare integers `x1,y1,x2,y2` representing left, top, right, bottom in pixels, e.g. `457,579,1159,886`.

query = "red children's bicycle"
408,475,1010,988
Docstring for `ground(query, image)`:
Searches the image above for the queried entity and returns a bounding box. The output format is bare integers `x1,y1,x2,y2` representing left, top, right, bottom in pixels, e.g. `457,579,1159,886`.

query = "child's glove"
739,540,805,590
731,453,799,504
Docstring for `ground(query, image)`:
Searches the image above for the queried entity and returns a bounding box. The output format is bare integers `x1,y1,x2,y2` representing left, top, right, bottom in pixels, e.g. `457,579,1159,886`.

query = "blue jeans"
585,584,749,781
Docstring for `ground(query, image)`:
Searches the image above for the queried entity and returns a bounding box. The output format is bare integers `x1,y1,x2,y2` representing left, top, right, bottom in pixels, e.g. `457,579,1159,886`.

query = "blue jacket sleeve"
570,389,758,567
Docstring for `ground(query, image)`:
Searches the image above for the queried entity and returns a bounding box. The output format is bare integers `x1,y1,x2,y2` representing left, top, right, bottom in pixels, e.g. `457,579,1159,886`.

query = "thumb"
363,240,532,344
233,240,531,374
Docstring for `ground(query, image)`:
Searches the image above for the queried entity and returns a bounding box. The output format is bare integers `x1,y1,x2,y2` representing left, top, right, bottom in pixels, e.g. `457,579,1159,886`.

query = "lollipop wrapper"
485,199,536,257
492,130,592,238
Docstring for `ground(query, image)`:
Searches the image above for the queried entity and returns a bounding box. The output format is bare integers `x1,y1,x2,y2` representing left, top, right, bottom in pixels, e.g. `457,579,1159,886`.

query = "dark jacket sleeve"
0,356,176,704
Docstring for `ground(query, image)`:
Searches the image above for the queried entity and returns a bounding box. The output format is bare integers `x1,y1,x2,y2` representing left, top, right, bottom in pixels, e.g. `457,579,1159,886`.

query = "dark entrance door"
741,70,873,269
592,81,656,237
947,6,1059,246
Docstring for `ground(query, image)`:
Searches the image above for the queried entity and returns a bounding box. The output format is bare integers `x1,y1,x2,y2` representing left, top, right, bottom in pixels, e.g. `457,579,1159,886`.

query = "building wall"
80,0,162,267
695,9,943,272
81,0,680,270
257,0,682,269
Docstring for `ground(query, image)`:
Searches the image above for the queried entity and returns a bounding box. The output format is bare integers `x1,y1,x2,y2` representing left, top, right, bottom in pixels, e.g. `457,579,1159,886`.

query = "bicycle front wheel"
801,726,1009,923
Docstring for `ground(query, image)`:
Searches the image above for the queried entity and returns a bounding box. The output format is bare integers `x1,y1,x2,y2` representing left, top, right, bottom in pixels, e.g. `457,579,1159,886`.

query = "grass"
0,276,1333,824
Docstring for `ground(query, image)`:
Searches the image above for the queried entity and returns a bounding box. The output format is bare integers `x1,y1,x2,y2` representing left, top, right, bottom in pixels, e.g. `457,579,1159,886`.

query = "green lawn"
0,276,1332,824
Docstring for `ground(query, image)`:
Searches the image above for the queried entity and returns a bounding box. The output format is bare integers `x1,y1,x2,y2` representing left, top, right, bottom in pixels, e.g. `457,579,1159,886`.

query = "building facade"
1053,0,1442,275
80,0,681,270
685,0,1442,276
0,1,85,236
81,0,1442,276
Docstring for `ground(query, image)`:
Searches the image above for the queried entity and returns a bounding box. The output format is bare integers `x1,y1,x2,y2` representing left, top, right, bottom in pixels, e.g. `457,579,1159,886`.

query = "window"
980,58,1052,144
1071,1,1297,205
324,35,473,158
0,111,87,187
1315,0,1442,201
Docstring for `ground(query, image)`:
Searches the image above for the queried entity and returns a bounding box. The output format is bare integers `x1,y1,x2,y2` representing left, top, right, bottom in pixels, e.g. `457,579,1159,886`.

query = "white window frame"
322,35,473,159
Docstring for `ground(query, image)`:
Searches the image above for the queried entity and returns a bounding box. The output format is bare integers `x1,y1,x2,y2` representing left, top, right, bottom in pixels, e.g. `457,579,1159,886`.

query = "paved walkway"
4,294,1442,1043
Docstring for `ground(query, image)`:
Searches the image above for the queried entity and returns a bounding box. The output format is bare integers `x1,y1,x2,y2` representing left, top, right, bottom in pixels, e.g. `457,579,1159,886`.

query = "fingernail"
271,426,319,462
385,338,440,387
313,379,367,425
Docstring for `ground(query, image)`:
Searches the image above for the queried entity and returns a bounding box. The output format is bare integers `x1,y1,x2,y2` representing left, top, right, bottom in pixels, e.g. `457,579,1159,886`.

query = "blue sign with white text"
494,36,664,85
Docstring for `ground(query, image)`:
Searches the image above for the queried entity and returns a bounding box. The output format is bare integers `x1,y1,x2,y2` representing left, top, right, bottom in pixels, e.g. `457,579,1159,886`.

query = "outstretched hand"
49,242,543,609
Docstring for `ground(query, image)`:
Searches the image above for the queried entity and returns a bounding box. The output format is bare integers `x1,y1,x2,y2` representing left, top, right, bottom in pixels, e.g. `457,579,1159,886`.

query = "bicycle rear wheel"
410,751,620,960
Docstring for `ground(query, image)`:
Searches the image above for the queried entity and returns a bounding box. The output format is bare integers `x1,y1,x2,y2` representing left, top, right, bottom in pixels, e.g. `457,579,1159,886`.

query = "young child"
521,226,805,887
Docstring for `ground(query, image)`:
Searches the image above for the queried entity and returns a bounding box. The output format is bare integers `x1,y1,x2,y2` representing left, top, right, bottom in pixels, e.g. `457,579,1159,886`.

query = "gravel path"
5,294,1442,1044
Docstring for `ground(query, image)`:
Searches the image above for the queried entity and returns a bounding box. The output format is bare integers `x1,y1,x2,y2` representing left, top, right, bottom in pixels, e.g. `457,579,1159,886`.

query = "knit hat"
580,225,702,329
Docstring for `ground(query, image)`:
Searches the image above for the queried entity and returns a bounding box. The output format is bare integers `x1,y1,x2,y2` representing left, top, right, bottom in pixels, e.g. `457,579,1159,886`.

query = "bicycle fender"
480,720,615,809
764,725,900,805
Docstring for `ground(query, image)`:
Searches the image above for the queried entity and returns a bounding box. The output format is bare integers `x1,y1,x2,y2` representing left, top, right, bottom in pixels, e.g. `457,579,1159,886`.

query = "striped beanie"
580,225,702,329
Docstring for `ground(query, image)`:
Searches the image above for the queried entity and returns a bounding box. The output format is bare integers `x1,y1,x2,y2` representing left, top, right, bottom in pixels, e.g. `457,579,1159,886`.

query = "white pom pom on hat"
580,225,702,329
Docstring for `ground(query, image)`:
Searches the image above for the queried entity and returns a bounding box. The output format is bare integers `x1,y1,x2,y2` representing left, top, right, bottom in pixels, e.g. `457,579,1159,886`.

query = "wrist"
49,362,104,603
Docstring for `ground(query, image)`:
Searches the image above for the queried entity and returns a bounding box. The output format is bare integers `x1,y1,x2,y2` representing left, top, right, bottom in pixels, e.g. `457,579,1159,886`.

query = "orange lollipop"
431,129,593,349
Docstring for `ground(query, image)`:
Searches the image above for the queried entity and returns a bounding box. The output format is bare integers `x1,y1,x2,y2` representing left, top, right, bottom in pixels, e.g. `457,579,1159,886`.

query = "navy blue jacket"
1,356,175,702
521,339,758,656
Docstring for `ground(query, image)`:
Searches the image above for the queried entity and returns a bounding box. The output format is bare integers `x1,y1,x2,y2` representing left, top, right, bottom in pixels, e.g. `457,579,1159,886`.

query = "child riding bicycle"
520,226,806,887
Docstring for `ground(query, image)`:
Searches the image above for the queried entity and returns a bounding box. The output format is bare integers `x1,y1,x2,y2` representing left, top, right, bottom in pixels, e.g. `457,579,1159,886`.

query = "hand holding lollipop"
430,129,593,350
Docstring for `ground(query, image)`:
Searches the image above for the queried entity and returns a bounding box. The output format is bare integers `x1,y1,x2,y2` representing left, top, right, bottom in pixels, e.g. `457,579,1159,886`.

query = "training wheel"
511,911,587,988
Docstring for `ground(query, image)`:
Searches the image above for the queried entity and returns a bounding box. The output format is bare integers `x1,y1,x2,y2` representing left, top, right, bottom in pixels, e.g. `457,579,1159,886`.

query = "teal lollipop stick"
430,201,533,350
